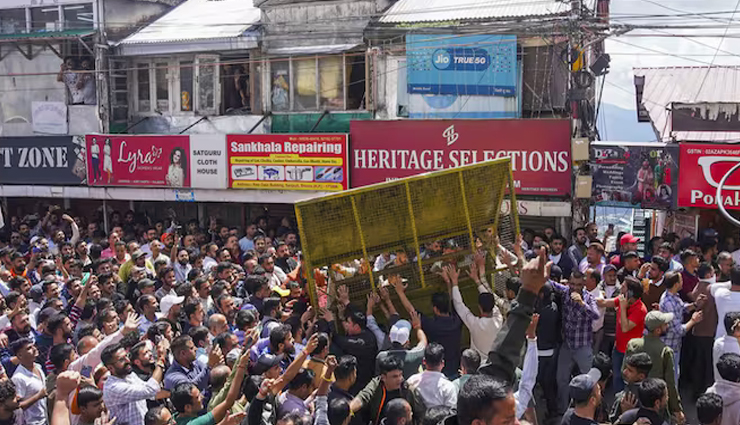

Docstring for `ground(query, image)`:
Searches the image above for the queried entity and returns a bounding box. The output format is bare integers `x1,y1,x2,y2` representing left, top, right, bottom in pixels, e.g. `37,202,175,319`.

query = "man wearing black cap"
561,370,603,425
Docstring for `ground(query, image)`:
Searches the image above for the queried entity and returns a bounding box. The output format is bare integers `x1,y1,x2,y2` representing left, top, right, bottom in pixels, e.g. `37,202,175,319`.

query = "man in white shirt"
149,240,171,267
139,227,157,256
711,266,740,339
406,343,457,409
10,338,46,425
202,243,219,273
714,311,740,381
585,268,605,355
448,261,503,359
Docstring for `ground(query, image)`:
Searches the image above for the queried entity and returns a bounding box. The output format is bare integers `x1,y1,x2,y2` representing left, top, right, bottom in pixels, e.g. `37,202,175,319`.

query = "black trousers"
686,335,714,397
537,352,559,420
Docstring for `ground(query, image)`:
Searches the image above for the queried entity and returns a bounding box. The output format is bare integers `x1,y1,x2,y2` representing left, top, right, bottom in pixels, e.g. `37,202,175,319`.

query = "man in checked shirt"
658,271,705,382
551,268,601,414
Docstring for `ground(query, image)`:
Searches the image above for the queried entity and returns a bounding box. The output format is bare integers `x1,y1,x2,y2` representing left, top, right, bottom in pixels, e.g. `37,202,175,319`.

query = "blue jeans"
612,348,625,392
557,344,593,413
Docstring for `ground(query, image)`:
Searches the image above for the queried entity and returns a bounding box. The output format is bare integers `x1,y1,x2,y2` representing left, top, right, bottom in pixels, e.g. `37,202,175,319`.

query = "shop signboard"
85,135,227,188
350,119,571,196
227,134,349,191
406,34,518,97
0,136,86,185
590,142,679,210
678,143,740,210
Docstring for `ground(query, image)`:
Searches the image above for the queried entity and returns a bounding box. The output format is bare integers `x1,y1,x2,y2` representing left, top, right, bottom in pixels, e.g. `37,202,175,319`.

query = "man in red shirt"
598,276,647,392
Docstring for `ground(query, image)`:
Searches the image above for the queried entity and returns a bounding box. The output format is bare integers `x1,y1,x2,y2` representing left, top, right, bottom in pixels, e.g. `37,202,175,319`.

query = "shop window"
63,4,93,30
0,9,26,34
195,55,218,114
271,59,290,112
155,62,169,111
271,53,366,112
180,60,193,112
131,55,222,116
221,59,250,113
31,7,60,32
137,63,151,112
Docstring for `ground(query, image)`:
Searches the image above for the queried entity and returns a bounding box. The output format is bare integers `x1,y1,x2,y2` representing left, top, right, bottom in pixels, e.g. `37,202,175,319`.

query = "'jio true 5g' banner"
85,135,227,188
227,134,349,191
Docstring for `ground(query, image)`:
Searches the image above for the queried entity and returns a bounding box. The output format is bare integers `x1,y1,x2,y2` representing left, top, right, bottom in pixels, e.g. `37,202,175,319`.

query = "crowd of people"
0,205,737,425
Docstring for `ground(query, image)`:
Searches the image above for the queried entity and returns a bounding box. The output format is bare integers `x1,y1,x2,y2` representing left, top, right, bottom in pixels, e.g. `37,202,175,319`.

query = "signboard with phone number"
227,134,349,191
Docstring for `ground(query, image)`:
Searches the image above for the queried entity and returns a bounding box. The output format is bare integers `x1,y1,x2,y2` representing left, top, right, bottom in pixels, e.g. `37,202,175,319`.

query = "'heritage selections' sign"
227,134,349,191
350,120,571,196
678,143,740,209
0,136,86,185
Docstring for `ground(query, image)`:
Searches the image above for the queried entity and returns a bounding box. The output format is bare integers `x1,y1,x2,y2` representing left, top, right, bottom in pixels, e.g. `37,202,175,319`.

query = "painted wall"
0,48,67,136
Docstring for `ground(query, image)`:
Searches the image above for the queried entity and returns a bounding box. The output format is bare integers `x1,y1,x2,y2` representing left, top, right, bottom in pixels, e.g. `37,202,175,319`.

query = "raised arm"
410,310,427,349
480,250,546,384
515,315,540,419
618,295,637,333
63,214,80,245
52,371,81,425
390,275,415,315
272,333,319,395
212,350,249,423
379,286,398,317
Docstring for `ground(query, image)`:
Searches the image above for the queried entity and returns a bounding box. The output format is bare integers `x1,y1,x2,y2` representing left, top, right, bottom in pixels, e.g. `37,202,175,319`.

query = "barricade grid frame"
295,158,521,308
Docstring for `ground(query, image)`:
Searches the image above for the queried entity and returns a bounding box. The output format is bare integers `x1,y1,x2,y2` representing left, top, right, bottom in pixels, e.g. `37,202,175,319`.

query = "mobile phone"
608,223,614,231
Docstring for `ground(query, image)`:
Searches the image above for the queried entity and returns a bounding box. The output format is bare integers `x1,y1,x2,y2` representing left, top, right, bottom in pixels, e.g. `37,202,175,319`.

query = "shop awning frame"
0,29,95,61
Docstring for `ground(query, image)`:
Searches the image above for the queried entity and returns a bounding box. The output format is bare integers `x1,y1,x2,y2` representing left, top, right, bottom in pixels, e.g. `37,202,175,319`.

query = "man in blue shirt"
164,334,223,391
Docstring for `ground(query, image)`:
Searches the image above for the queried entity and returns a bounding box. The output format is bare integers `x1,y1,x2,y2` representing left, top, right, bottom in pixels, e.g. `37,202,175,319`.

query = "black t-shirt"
561,409,598,425
334,329,378,395
618,408,667,425
421,313,463,378
378,389,402,423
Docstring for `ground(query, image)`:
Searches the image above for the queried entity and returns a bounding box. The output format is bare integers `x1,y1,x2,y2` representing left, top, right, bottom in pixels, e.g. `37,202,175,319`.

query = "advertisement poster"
86,135,191,187
406,34,517,97
678,143,740,209
350,119,571,196
0,136,86,185
228,134,349,191
590,142,679,209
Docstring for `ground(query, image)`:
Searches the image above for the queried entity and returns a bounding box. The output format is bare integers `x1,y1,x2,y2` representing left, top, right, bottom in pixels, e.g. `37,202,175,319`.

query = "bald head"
208,313,228,335
77,335,99,356
209,365,231,391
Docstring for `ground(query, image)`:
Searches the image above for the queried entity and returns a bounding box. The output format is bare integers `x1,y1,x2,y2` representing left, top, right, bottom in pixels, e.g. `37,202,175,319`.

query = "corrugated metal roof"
378,0,573,23
634,66,740,143
120,0,260,45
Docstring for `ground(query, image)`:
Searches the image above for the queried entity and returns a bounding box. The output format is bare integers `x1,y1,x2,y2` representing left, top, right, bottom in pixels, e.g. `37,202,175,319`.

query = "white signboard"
189,134,227,189
32,102,68,135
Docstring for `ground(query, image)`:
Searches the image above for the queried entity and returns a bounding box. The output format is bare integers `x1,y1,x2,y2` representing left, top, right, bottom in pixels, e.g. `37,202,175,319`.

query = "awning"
117,0,260,56
0,29,95,44
267,44,360,56
0,185,332,204
0,29,95,60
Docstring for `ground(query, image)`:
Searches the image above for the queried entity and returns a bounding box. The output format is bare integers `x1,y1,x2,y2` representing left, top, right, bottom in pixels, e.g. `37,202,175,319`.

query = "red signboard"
227,134,349,191
350,119,572,195
678,143,740,209
86,135,191,187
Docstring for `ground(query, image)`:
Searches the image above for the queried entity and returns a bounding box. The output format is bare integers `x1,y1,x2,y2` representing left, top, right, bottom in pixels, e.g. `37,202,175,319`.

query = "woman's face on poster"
173,150,181,165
